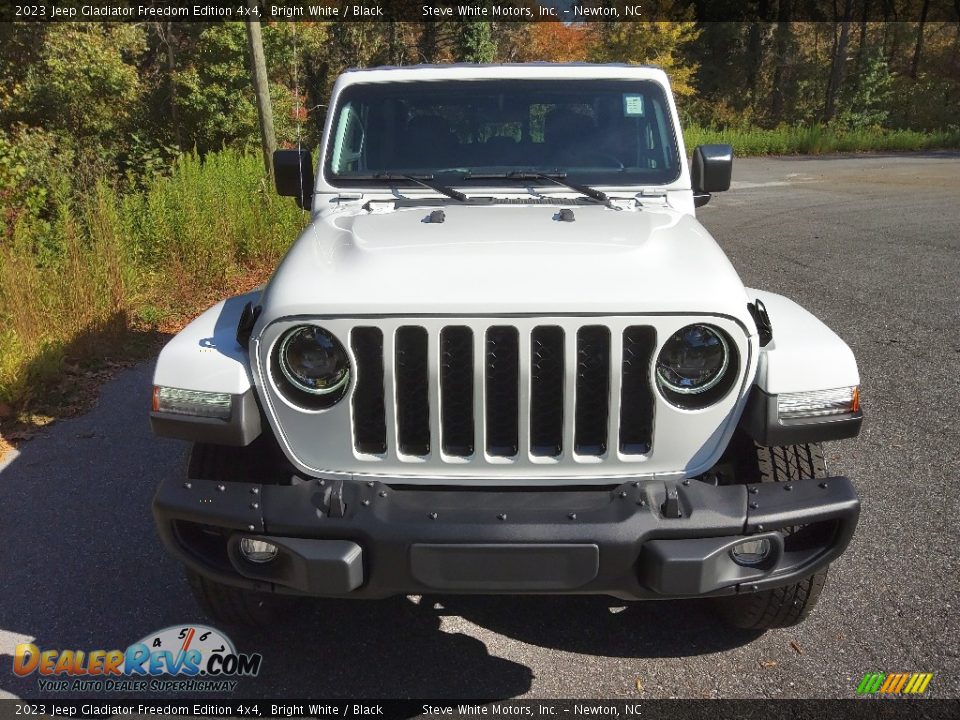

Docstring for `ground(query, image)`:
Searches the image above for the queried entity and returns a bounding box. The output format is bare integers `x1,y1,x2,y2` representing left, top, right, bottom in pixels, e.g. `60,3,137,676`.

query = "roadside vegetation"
2,15,960,436
0,151,304,430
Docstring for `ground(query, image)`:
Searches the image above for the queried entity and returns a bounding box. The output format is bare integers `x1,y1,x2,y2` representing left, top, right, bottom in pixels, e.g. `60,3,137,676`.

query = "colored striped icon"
857,672,933,695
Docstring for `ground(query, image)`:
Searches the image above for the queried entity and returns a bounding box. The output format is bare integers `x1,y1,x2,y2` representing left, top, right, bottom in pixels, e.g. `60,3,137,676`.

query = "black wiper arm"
370,173,467,202
469,171,608,203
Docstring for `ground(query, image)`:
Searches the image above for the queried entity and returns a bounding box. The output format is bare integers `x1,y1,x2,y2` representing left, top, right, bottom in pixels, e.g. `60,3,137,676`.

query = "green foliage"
6,24,145,154
836,50,894,129
590,21,701,97
684,124,960,156
0,150,305,406
455,22,497,63
173,24,261,154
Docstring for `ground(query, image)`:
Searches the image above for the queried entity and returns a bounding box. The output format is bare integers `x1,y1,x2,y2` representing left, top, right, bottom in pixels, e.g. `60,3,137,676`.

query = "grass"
684,124,960,156
0,150,305,422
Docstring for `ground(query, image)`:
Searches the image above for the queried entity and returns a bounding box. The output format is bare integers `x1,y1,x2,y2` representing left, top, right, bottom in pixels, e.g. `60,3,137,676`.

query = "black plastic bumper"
153,474,859,601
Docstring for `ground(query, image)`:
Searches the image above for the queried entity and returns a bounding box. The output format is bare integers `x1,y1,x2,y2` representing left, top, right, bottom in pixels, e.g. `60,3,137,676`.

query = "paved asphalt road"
1,153,958,701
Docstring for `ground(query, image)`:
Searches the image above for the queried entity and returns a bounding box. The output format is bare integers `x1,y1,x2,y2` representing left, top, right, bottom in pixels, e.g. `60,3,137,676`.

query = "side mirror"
691,144,733,207
274,149,314,209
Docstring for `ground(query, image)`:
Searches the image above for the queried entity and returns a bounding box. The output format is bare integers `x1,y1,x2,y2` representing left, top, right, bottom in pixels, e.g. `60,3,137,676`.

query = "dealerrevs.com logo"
13,625,262,693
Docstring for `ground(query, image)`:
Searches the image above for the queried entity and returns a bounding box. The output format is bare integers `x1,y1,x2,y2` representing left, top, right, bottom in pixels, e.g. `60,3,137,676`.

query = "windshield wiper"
468,171,608,203
365,173,467,202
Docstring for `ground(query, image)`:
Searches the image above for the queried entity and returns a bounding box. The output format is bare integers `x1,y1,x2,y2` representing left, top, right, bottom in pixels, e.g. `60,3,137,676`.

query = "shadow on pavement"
0,362,757,701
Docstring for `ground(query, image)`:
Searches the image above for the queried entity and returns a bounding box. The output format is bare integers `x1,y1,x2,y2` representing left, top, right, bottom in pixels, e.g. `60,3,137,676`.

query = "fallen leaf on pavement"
790,640,803,655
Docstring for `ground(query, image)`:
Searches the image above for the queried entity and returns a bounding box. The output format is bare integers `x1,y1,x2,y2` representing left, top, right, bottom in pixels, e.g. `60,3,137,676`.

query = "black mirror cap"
274,149,314,209
691,144,733,194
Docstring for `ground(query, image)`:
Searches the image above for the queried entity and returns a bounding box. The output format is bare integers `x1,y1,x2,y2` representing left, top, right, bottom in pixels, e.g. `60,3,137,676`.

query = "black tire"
713,441,831,630
186,567,299,628
183,441,300,627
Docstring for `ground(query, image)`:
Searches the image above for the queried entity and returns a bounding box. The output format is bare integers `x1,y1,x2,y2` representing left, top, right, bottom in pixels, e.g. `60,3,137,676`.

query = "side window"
331,102,365,173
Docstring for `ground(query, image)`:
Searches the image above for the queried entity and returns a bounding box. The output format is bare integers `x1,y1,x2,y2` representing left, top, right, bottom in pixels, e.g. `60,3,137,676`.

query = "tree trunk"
163,22,184,152
770,0,793,122
746,0,771,99
245,0,276,179
419,22,439,63
856,0,871,73
824,0,854,122
911,0,931,79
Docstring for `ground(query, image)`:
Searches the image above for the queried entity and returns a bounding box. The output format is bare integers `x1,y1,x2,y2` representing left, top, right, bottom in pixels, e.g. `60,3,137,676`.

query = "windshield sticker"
623,94,645,117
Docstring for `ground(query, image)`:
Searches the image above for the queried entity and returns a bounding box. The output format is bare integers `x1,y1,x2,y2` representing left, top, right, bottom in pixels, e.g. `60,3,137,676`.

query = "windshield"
325,79,681,187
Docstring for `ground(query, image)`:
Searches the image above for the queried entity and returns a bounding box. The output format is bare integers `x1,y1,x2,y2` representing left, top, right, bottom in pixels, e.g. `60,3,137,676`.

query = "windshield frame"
320,77,684,192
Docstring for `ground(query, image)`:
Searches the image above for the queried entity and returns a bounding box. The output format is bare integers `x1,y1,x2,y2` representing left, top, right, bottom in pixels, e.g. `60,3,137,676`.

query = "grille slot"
395,326,430,456
574,326,611,456
619,326,656,455
485,326,520,457
440,326,474,456
350,327,387,454
530,326,564,457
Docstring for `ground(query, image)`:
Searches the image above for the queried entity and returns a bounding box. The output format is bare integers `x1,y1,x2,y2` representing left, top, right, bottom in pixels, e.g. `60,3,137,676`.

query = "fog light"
153,386,232,420
731,538,771,566
239,537,279,563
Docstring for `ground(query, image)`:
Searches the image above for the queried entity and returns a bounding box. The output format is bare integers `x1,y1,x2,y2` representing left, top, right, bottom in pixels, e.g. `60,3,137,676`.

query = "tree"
824,0,854,122
455,22,497,63
589,21,701,98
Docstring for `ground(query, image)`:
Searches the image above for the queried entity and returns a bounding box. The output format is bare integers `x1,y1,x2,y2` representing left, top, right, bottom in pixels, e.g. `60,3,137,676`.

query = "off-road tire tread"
713,439,831,630
186,568,290,628
715,566,828,629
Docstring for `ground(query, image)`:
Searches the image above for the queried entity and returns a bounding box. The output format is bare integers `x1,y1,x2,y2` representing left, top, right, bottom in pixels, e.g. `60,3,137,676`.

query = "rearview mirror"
274,149,314,209
691,144,733,207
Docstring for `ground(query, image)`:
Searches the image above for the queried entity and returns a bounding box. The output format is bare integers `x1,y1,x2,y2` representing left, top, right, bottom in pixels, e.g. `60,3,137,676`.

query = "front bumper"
153,474,859,601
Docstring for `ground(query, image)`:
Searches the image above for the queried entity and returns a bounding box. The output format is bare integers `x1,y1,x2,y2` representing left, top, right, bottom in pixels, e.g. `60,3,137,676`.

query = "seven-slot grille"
350,323,657,462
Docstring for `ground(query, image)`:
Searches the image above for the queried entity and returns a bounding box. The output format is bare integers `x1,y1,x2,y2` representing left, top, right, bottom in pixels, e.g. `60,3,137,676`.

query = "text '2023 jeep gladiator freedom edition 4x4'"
150,64,863,630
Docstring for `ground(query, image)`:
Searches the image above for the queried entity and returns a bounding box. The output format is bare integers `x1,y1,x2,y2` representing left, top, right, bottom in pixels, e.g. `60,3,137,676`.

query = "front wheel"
186,568,300,628
183,441,300,627
713,442,832,630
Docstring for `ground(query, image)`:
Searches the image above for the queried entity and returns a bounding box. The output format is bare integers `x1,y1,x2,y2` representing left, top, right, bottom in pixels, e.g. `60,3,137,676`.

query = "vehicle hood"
259,203,752,323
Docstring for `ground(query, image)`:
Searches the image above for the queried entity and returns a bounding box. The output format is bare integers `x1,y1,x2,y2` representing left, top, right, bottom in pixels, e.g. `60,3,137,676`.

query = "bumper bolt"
428,512,438,520
819,482,829,489
250,487,259,495
367,481,375,487
568,512,577,520
749,502,758,509
637,499,646,507
362,500,371,507
379,491,388,498
784,484,793,491
183,482,192,490
632,482,640,487
748,487,758,495
682,479,690,486
249,502,259,510
756,524,765,531
216,484,225,492
619,491,627,498
247,524,255,531
498,513,507,521
317,479,325,486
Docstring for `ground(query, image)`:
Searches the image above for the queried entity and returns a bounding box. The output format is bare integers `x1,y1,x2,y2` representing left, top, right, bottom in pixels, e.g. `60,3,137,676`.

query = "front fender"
151,291,263,446
740,289,862,446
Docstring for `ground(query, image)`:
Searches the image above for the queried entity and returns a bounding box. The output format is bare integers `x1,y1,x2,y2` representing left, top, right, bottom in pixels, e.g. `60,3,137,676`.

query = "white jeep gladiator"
150,64,863,630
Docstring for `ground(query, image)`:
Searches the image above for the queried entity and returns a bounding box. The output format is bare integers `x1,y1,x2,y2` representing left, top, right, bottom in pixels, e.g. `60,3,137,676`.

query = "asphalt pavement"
1,152,958,701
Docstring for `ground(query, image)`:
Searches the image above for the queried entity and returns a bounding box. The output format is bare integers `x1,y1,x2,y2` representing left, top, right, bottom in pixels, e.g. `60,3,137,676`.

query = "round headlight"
278,326,350,395
656,324,730,395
